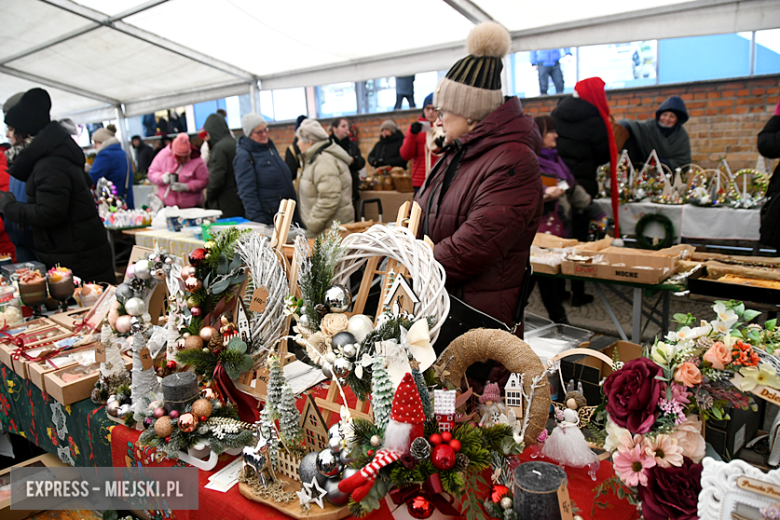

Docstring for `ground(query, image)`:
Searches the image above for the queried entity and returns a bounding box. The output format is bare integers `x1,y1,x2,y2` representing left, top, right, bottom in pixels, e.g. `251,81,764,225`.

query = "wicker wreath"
435,329,551,446
236,233,289,365
331,225,449,345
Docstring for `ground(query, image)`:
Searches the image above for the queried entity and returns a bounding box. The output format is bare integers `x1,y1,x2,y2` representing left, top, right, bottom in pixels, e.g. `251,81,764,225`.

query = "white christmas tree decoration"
165,306,180,362
266,354,284,417
131,329,160,422
100,319,127,378
370,356,393,429
278,383,303,448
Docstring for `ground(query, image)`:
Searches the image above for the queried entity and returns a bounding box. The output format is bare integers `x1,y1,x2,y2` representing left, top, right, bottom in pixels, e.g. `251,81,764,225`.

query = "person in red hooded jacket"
415,22,543,331
0,145,18,262
400,93,443,193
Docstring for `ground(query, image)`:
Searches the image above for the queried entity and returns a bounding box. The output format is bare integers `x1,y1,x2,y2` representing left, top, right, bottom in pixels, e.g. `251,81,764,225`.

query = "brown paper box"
50,306,93,331
44,356,132,405
0,321,69,373
27,342,99,392
532,233,579,249
0,453,75,520
11,330,74,380
562,249,679,285
531,261,561,275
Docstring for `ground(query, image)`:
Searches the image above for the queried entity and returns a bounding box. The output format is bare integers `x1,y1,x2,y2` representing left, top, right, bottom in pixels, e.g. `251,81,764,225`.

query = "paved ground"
525,280,734,344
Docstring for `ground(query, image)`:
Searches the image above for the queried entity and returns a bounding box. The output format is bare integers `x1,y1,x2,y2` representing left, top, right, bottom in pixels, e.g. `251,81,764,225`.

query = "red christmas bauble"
449,439,462,452
185,266,197,278
407,495,435,519
431,443,456,470
491,485,510,503
200,416,207,422
188,248,206,266
166,360,177,369
165,436,171,443
190,306,202,317
441,431,452,442
367,449,374,457
428,433,442,446
169,410,179,419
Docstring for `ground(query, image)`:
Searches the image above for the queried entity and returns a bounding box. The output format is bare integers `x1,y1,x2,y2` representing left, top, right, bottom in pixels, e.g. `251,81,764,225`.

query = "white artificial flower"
713,302,738,328
604,416,630,453
652,342,675,365
666,324,711,343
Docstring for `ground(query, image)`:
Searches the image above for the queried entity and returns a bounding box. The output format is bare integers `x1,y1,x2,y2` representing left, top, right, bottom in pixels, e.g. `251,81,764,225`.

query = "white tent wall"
1,0,778,125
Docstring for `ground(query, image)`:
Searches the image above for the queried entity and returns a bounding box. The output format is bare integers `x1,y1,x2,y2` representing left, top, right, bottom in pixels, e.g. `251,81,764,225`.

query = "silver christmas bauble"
347,314,374,343
324,352,337,364
299,452,329,487
323,284,351,313
321,362,334,379
130,316,143,333
328,436,342,453
328,423,341,439
343,344,357,359
115,283,135,303
134,260,151,280
298,313,311,329
125,297,146,316
500,497,512,510
316,448,341,477
331,332,357,350
339,450,354,465
106,400,120,416
323,477,349,506
333,357,353,378
342,466,358,481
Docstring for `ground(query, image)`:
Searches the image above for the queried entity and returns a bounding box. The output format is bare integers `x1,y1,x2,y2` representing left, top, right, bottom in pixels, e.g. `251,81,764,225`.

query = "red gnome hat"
391,373,426,425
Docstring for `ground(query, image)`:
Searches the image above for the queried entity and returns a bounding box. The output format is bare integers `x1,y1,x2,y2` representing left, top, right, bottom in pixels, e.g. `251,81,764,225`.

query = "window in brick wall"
509,49,577,98
361,72,446,114
579,41,657,90
317,82,358,118
658,33,751,84
755,29,780,75
258,87,307,123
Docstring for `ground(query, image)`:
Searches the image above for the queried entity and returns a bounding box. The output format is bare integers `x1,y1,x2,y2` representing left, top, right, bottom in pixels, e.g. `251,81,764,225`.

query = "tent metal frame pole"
0,65,118,105
115,105,131,157
250,82,258,114
441,0,493,24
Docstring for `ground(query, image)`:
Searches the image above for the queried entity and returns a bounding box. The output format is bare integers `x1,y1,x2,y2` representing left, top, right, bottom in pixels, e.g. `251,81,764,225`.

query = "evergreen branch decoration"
296,223,344,330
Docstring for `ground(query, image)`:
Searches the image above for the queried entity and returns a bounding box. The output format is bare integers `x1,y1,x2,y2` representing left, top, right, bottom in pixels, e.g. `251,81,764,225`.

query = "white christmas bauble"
321,362,334,379
125,297,146,316
347,315,374,343
134,260,151,280
343,344,357,359
324,352,337,364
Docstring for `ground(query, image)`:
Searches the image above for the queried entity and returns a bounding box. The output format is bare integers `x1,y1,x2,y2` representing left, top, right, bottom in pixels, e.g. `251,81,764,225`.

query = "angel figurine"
542,408,599,473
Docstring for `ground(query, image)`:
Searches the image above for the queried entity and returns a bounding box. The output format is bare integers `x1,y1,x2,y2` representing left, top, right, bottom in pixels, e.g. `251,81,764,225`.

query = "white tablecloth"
593,200,761,242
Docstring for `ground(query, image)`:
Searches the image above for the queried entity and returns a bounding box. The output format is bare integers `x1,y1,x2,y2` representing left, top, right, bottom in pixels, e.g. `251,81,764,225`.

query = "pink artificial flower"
674,362,702,388
703,341,732,370
643,434,684,468
613,444,655,487
618,432,645,451
670,382,691,405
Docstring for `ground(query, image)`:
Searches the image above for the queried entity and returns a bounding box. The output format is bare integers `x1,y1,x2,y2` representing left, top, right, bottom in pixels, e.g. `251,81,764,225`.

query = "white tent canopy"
1,0,778,124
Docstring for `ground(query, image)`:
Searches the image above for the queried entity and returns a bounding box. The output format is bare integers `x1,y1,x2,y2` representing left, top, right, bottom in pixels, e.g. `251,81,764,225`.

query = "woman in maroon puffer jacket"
415,22,543,328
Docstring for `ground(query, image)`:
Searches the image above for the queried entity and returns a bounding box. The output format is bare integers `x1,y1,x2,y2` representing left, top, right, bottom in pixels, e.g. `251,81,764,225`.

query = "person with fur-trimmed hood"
89,127,135,208
414,22,543,329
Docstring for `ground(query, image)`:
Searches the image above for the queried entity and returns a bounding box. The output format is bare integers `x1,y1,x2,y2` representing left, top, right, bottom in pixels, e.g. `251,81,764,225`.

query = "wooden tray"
238,477,351,520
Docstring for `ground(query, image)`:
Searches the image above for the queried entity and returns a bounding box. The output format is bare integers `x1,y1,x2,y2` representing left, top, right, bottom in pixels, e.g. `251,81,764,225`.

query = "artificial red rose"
638,456,703,520
603,357,663,434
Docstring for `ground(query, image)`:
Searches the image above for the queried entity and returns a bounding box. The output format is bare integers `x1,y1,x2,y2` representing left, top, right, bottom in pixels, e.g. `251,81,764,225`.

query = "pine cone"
209,333,223,351
90,387,103,404
454,453,470,472
410,437,431,460
696,336,714,350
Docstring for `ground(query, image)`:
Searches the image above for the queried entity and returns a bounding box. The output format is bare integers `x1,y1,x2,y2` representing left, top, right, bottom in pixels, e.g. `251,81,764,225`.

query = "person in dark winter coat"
368,120,407,169
415,22,543,329
3,91,34,262
621,95,691,171
1,88,114,283
204,113,244,218
757,97,780,249
284,115,307,181
330,118,365,217
89,127,135,208
132,135,155,175
234,113,301,226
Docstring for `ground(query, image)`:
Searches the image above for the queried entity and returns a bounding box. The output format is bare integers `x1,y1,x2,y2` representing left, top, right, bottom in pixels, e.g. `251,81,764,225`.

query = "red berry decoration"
190,306,202,317
449,439,462,452
407,495,435,519
200,415,207,422
367,449,374,457
441,431,452,442
165,436,171,443
428,433,442,446
431,443,456,470
188,248,206,266
166,360,177,369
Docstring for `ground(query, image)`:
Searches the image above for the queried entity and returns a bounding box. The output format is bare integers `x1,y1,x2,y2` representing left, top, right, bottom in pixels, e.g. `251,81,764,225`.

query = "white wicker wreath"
331,224,449,345
236,233,289,364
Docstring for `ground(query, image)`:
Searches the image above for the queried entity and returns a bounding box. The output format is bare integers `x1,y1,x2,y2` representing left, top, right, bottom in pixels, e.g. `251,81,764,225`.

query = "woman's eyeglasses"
435,108,446,120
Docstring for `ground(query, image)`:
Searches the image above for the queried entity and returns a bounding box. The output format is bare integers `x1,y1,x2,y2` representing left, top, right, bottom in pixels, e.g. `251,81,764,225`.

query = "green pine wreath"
635,213,675,250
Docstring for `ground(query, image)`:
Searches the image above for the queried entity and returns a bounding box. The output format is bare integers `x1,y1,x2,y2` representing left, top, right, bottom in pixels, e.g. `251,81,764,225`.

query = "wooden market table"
359,190,414,222
535,271,684,344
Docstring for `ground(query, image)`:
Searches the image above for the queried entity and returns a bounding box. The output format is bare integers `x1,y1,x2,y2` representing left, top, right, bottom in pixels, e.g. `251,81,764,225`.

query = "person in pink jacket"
147,133,208,208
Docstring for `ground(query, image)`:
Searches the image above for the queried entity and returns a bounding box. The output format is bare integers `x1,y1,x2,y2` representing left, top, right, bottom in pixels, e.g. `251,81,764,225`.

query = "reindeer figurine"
242,421,277,486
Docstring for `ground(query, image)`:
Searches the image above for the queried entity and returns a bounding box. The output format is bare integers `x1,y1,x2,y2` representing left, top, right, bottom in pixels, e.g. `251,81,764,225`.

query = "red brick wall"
267,75,780,172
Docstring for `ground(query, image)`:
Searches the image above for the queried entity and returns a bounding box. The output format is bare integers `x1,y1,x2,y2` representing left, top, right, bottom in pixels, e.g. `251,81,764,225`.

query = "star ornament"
296,477,328,509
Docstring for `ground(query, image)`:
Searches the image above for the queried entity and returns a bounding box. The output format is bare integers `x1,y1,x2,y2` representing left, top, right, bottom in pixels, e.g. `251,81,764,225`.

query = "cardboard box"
44,356,132,405
50,306,93,330
27,341,100,392
532,234,579,249
705,404,763,458
531,261,560,275
4,326,72,379
562,249,679,285
0,453,74,520
559,338,643,405
0,318,59,370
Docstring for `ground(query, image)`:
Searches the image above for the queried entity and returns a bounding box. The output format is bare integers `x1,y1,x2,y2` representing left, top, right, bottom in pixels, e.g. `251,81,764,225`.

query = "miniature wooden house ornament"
236,300,251,347
300,394,328,453
434,389,457,432
383,274,420,317
504,373,523,418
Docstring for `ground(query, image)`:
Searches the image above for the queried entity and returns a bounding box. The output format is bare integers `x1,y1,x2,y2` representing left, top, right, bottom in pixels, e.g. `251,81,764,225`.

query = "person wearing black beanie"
1,88,115,283
284,115,308,182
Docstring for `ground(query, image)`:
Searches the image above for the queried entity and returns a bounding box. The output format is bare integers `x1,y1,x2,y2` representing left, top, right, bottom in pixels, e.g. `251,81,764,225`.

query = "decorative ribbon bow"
388,474,461,516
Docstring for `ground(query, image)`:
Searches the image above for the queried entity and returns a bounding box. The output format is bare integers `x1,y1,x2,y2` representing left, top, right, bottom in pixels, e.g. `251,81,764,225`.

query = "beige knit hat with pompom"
434,22,511,121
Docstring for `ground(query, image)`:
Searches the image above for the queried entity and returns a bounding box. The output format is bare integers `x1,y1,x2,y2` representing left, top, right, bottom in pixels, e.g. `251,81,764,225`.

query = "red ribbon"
388,474,461,516
213,363,259,424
